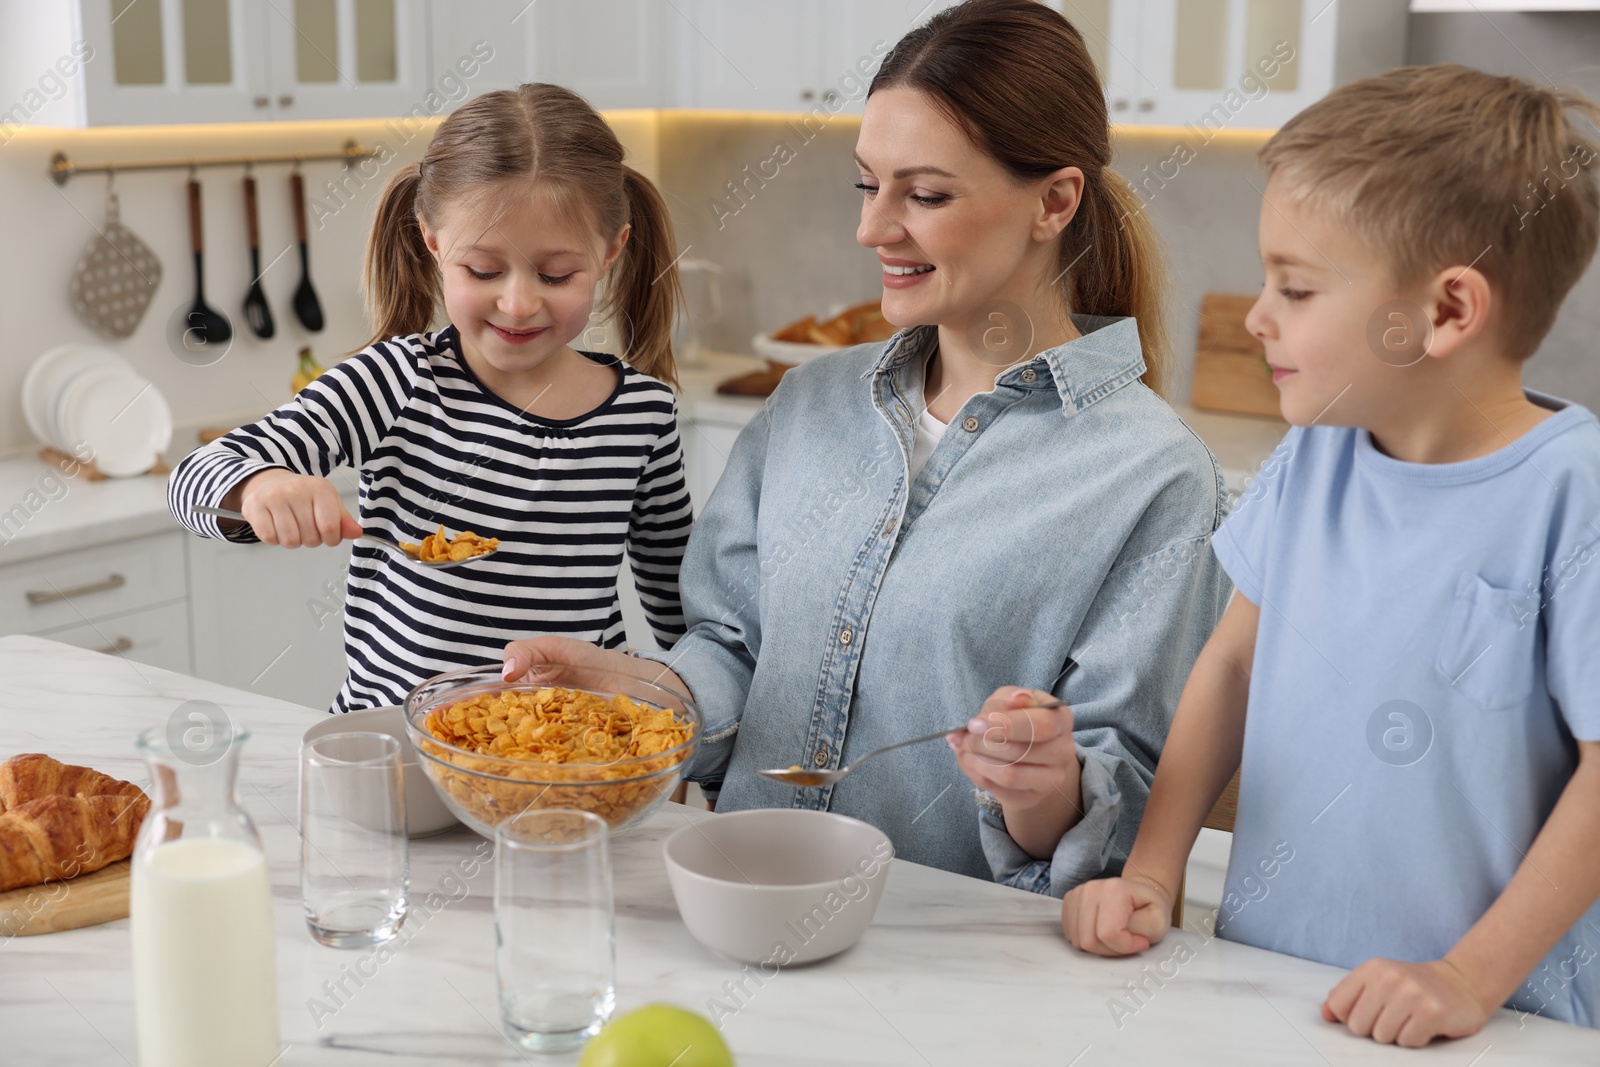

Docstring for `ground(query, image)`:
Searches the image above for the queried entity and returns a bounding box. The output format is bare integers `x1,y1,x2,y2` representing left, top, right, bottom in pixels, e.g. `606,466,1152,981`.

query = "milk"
131,837,281,1067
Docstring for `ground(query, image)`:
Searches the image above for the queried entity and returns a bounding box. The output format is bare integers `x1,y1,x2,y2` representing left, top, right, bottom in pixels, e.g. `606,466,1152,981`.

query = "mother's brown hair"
870,0,1170,394
363,83,682,388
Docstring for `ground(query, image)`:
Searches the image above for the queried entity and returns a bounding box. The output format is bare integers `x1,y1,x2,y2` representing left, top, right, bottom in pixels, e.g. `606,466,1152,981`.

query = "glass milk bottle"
131,717,280,1067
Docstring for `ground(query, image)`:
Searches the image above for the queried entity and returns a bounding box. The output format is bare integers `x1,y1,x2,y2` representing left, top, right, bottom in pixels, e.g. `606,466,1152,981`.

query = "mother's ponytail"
362,163,439,347
608,165,683,390
1067,171,1171,396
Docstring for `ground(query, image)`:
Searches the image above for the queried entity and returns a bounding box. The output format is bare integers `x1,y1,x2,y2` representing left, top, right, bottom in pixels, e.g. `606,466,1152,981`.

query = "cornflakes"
401,526,499,562
417,687,695,829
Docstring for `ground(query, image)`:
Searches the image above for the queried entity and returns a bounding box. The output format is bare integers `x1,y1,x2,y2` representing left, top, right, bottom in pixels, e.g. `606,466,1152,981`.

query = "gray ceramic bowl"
664,809,894,966
302,705,459,837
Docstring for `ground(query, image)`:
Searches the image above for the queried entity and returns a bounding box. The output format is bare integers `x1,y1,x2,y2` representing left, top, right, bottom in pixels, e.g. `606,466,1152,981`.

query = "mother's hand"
949,686,1084,859
501,636,689,697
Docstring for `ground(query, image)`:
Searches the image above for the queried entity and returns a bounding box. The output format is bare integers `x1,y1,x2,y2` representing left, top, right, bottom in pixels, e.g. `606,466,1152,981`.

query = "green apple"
579,1004,735,1067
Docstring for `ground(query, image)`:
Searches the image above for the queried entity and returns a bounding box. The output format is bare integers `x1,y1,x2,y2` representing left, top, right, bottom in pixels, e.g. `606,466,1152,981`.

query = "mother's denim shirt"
637,316,1232,895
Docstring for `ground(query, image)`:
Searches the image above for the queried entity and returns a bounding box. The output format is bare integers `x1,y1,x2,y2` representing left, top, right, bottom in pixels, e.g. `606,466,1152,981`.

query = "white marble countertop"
2,635,1595,1066
0,452,176,565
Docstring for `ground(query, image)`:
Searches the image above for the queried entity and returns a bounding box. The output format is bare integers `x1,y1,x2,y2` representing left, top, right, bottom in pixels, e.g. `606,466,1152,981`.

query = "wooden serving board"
0,858,131,936
1190,292,1284,420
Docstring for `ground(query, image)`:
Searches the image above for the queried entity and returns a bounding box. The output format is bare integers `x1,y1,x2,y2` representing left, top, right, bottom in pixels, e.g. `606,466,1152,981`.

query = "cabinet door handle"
1112,97,1130,111
1138,99,1155,112
800,88,816,101
95,637,134,655
26,573,127,606
822,89,839,105
278,93,295,107
253,94,270,108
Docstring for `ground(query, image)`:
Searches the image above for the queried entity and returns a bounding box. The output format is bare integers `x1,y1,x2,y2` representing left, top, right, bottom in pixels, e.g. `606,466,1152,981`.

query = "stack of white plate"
21,344,173,477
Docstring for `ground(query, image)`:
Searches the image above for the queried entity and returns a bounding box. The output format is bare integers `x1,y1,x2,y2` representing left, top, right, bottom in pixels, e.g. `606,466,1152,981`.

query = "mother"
507,0,1231,895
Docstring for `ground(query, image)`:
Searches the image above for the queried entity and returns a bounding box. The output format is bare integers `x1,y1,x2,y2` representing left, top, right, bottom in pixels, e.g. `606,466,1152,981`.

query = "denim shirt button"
961,415,980,432
814,746,829,768
1020,368,1037,383
839,627,854,645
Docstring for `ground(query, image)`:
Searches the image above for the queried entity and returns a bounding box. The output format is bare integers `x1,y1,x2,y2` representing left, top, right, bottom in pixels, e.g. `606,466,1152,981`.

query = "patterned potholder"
70,191,162,339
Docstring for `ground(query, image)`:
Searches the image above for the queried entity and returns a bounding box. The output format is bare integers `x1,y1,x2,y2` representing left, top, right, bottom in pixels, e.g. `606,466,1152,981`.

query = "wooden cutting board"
0,858,131,936
1190,293,1284,419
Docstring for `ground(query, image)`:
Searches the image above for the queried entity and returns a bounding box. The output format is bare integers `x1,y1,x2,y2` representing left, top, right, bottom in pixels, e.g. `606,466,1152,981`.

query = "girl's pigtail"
608,165,683,390
361,163,439,348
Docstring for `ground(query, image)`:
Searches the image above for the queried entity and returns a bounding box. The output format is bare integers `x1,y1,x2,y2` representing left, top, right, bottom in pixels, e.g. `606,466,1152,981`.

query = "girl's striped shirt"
168,326,691,714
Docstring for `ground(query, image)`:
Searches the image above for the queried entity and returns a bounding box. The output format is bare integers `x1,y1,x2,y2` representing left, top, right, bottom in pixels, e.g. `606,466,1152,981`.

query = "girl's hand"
1321,958,1492,1047
947,687,1077,812
502,636,690,697
1062,875,1173,956
229,469,361,547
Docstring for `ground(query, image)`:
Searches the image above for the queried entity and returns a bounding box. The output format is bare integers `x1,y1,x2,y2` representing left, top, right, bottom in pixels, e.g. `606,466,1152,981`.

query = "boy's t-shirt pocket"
1435,571,1538,712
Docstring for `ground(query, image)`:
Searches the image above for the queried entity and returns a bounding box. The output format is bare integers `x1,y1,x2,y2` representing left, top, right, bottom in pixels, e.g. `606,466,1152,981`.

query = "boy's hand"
230,469,361,547
1062,875,1173,956
948,687,1077,812
1321,958,1492,1047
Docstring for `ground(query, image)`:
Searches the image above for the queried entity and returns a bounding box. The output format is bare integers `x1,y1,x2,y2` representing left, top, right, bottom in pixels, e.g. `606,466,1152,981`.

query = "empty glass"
495,809,616,1052
299,731,408,948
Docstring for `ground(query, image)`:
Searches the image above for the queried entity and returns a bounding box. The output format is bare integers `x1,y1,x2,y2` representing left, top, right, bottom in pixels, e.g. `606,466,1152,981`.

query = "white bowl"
664,809,894,965
751,332,845,368
303,706,459,837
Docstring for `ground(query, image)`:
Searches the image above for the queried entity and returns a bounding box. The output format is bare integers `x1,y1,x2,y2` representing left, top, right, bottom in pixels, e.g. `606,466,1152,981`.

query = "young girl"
168,83,692,715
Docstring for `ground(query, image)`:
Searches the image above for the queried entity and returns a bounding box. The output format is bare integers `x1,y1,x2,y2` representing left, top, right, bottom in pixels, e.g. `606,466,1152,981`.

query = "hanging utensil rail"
48,141,376,186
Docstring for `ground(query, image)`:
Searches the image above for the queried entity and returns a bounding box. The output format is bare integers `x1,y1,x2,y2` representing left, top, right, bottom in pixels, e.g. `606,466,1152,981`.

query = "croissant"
0,753,145,812
0,755,149,893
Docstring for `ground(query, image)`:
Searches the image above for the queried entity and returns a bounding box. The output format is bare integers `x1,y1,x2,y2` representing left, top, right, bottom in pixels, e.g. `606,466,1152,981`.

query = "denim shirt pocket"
1435,572,1538,712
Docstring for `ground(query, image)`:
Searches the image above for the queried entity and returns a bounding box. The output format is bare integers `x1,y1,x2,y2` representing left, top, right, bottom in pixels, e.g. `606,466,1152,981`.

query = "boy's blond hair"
1260,64,1600,359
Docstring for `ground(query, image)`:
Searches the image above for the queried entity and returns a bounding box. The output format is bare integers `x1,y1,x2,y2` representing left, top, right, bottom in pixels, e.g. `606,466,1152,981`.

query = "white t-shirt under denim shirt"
1210,390,1600,1028
907,408,948,480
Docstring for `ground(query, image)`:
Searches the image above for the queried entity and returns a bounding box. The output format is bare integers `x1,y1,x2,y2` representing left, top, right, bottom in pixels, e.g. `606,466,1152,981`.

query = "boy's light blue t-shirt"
1210,391,1600,1029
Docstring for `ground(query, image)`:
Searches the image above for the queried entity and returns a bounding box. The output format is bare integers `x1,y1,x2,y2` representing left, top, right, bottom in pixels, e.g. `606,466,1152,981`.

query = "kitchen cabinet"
259,0,432,121
689,0,963,114
427,0,680,111
0,0,430,127
0,530,192,675
1093,0,1409,129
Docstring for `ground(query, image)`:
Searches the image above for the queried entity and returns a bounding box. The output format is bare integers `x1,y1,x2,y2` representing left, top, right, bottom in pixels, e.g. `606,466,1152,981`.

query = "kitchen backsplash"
2,11,1596,457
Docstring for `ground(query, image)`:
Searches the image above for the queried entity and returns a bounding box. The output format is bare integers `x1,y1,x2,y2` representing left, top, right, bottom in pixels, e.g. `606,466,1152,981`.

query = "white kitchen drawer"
0,532,187,635
35,600,192,676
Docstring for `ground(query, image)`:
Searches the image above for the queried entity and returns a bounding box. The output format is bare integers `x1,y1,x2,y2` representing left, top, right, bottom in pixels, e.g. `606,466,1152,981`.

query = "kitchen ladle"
185,177,231,347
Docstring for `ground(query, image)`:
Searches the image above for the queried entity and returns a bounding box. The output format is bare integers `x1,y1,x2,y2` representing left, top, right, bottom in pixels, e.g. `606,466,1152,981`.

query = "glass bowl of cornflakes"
402,662,700,838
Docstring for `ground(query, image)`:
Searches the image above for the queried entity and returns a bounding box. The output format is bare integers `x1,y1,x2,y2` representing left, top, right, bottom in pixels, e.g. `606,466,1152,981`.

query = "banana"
292,346,326,394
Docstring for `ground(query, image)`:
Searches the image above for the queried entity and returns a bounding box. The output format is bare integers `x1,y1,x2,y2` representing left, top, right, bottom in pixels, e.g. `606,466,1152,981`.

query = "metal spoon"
289,170,324,332
240,173,275,339
185,177,231,346
189,505,497,569
758,698,1067,788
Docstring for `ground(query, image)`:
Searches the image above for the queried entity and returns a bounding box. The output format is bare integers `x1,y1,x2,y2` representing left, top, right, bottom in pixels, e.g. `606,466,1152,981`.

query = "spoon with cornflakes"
758,698,1066,788
190,507,499,568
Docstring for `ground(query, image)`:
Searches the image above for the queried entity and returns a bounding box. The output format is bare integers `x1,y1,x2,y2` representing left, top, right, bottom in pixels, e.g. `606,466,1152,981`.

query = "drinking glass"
300,731,408,948
494,808,616,1052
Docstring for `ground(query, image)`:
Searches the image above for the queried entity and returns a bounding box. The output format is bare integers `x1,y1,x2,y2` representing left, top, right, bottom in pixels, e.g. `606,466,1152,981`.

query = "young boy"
1060,65,1600,1045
